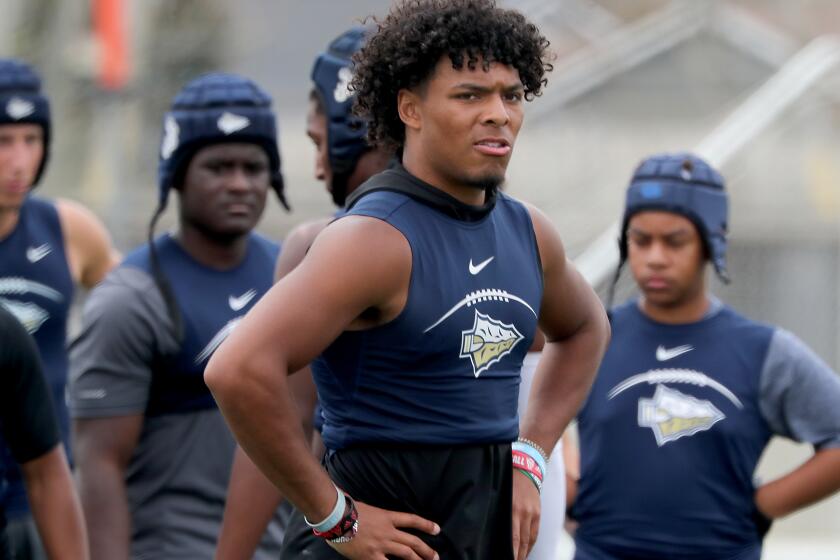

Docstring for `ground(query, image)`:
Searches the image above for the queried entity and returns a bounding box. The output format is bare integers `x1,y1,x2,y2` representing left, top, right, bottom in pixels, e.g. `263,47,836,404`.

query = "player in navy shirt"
206,2,609,559
0,306,87,560
568,153,840,560
214,26,395,560
0,58,118,560
69,74,291,560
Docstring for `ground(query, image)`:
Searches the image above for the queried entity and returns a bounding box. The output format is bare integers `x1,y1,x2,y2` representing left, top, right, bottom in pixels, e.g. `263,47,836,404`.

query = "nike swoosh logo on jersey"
656,344,694,361
469,256,494,275
26,244,51,263
228,289,258,311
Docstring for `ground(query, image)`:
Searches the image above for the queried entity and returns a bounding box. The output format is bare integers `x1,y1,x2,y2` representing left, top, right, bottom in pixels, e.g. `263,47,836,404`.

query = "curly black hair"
351,0,553,150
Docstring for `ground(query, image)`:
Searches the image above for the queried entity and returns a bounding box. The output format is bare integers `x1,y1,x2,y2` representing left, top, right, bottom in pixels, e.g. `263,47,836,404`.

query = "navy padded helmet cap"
157,72,283,208
311,26,370,205
620,153,730,283
0,59,51,186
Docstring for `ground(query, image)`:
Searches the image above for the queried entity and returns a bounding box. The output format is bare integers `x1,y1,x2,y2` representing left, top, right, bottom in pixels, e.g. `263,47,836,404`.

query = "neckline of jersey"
359,162,499,223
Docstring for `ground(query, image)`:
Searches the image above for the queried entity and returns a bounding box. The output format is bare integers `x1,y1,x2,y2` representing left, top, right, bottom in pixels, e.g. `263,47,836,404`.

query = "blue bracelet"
512,441,547,480
304,484,345,533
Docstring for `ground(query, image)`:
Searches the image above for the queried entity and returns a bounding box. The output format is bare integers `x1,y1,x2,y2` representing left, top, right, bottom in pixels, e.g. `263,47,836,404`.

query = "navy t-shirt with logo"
573,300,840,560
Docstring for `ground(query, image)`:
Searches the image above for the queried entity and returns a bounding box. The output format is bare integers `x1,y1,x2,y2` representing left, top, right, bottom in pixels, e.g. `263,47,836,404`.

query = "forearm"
756,447,840,518
22,447,88,560
521,310,609,454
215,447,284,560
206,357,338,523
77,457,132,560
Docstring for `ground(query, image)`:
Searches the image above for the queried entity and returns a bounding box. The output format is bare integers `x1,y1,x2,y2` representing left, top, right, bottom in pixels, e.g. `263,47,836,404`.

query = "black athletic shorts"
280,442,514,560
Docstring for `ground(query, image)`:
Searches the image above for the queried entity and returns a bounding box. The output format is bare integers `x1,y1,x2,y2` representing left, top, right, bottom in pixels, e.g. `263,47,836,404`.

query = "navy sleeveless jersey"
0,196,74,516
573,302,774,559
313,187,543,450
122,233,279,416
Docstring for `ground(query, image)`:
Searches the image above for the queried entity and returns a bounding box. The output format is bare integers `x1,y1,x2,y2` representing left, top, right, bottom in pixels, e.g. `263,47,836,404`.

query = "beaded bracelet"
517,437,549,464
512,441,548,481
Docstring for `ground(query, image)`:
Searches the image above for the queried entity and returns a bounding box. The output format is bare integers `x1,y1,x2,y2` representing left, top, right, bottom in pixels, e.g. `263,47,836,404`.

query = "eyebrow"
451,82,524,94
627,227,692,237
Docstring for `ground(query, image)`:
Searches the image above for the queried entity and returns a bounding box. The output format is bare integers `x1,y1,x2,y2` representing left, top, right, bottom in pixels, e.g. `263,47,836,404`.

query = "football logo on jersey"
638,384,725,446
460,310,523,377
0,298,49,334
217,112,250,135
6,97,35,120
161,115,180,160
424,289,537,333
334,67,353,103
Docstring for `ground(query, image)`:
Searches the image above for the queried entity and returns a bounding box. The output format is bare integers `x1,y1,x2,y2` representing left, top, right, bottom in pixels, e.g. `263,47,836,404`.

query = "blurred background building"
2,0,839,557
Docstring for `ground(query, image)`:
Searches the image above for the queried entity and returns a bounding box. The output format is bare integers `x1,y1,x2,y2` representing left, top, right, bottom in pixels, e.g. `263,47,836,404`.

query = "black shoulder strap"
345,170,423,211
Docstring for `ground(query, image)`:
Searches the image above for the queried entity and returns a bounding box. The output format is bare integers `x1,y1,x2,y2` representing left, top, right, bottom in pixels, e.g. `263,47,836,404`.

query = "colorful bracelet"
512,441,548,480
512,449,544,483
304,484,345,533
517,437,549,464
313,495,359,543
515,467,543,493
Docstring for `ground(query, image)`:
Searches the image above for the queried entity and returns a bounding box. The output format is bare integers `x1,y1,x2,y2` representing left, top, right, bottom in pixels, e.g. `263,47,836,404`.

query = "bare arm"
216,447,285,560
20,445,88,560
512,206,610,560
56,198,120,288
215,369,320,559
273,218,332,280
215,221,327,560
73,415,143,560
206,216,439,559
520,205,610,458
756,448,840,518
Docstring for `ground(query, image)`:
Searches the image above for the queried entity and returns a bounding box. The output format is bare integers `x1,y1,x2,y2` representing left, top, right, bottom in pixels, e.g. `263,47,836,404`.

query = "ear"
397,88,422,133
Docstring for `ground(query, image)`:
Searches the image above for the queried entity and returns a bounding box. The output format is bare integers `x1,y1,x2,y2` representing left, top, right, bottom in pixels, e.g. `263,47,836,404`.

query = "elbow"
205,340,280,409
204,344,240,403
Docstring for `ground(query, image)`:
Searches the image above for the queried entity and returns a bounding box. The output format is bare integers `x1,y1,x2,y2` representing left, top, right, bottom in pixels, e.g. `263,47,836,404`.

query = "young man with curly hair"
206,2,610,559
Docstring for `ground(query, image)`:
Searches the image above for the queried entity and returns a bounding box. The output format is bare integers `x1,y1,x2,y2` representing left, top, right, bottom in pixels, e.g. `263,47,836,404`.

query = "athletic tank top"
0,196,74,517
314,166,543,449
573,302,774,559
122,233,279,416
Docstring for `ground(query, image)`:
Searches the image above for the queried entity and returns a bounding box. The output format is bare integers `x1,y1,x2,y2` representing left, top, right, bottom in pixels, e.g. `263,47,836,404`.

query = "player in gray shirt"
69,74,290,560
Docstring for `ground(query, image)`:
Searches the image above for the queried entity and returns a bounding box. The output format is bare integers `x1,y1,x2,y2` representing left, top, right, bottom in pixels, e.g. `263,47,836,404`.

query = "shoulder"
55,197,119,287
315,214,410,255
717,305,775,342
55,197,107,236
82,264,164,319
607,301,639,325
347,190,414,220
518,201,566,274
303,215,411,286
286,217,333,251
71,264,176,364
765,327,823,368
21,194,57,216
274,217,333,281
248,232,281,260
